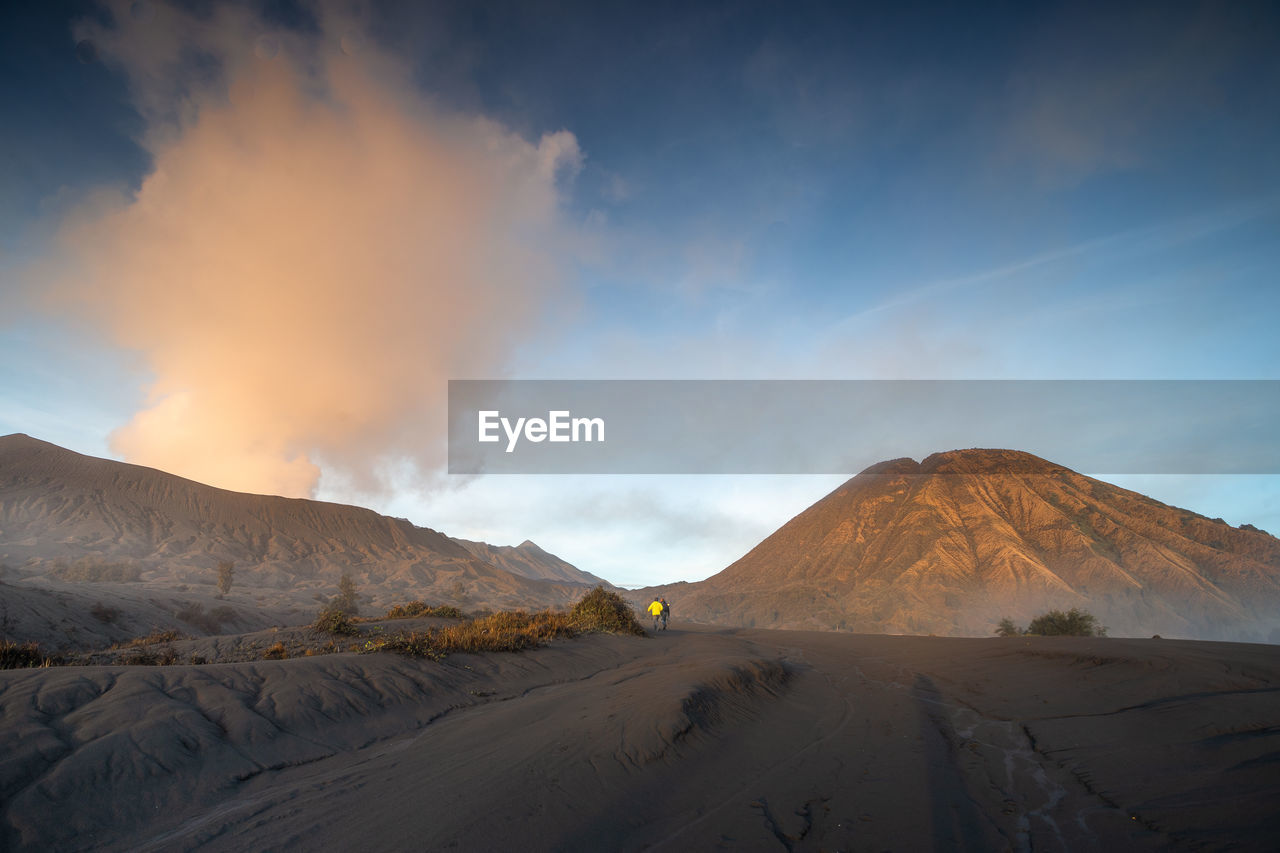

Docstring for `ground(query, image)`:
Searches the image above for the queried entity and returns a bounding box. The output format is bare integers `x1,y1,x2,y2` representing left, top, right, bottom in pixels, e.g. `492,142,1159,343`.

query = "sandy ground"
3,625,1279,852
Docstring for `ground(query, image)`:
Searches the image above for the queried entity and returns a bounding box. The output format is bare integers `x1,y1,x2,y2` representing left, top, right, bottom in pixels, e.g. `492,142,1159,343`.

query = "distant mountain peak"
917,448,1064,475
452,536,609,588
1,432,58,450
654,448,1280,640
848,448,1066,477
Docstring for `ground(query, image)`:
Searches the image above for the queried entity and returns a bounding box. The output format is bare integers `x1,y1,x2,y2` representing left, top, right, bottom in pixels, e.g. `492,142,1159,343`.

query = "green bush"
1026,607,1106,637
314,608,359,636
995,617,1021,637
569,586,645,636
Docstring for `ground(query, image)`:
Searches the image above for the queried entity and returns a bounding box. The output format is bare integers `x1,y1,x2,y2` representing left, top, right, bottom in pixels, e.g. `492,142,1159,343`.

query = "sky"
2,0,1279,586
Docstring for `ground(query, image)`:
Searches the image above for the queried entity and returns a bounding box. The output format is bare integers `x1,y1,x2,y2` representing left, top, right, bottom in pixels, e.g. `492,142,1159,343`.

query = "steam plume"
29,1,582,496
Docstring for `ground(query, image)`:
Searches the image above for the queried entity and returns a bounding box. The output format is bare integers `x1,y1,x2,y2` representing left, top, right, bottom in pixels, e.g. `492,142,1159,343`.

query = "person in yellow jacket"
647,597,664,631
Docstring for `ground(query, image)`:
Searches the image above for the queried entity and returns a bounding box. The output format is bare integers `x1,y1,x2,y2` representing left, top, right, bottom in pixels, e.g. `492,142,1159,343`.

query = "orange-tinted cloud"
28,2,582,497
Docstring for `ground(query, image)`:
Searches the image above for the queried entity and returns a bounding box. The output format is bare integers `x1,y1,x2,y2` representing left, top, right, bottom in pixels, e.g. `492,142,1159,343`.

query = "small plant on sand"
122,644,180,666
115,628,186,649
124,649,177,666
384,601,468,620
108,628,185,665
1,640,57,669
568,586,645,636
313,608,359,636
262,641,289,660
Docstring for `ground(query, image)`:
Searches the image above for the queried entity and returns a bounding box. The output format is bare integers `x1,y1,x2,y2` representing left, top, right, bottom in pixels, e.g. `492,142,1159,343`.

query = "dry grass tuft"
1,640,60,669
373,610,574,659
122,645,179,666
384,601,468,620
113,629,186,649
374,587,644,660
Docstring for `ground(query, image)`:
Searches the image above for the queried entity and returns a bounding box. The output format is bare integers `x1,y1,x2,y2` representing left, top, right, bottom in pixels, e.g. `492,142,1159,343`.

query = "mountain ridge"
451,537,614,588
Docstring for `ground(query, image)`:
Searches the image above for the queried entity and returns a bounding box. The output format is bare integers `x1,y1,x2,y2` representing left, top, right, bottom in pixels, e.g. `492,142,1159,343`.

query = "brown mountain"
644,449,1280,640
0,433,592,616
452,538,613,588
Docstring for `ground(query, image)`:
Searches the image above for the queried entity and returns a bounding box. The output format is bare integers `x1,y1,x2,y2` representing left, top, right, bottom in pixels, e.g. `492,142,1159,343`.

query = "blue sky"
2,0,1279,585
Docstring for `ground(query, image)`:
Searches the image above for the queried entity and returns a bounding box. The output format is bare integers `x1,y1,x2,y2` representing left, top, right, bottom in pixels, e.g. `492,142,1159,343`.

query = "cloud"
382,473,847,587
22,1,583,497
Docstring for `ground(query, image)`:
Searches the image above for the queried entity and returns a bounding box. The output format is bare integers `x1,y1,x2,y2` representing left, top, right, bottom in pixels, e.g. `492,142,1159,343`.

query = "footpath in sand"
3,625,1279,851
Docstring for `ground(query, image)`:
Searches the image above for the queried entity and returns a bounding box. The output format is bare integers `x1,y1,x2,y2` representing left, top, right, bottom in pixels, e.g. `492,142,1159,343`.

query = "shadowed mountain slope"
0,434,592,614
643,449,1280,640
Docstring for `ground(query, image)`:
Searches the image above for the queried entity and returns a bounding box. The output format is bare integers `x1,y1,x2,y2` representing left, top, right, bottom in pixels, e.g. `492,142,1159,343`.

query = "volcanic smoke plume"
25,1,582,497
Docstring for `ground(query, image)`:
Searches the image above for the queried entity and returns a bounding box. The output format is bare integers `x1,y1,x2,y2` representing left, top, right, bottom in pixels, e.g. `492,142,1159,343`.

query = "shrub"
314,608,359,636
50,560,142,583
262,642,288,660
995,617,1021,637
90,602,121,624
569,586,645,636
384,600,468,620
1,640,52,669
123,646,179,666
118,629,185,648
111,630,184,665
216,561,235,597
376,595,645,661
1026,607,1107,637
377,610,576,659
176,603,237,634
328,574,360,616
